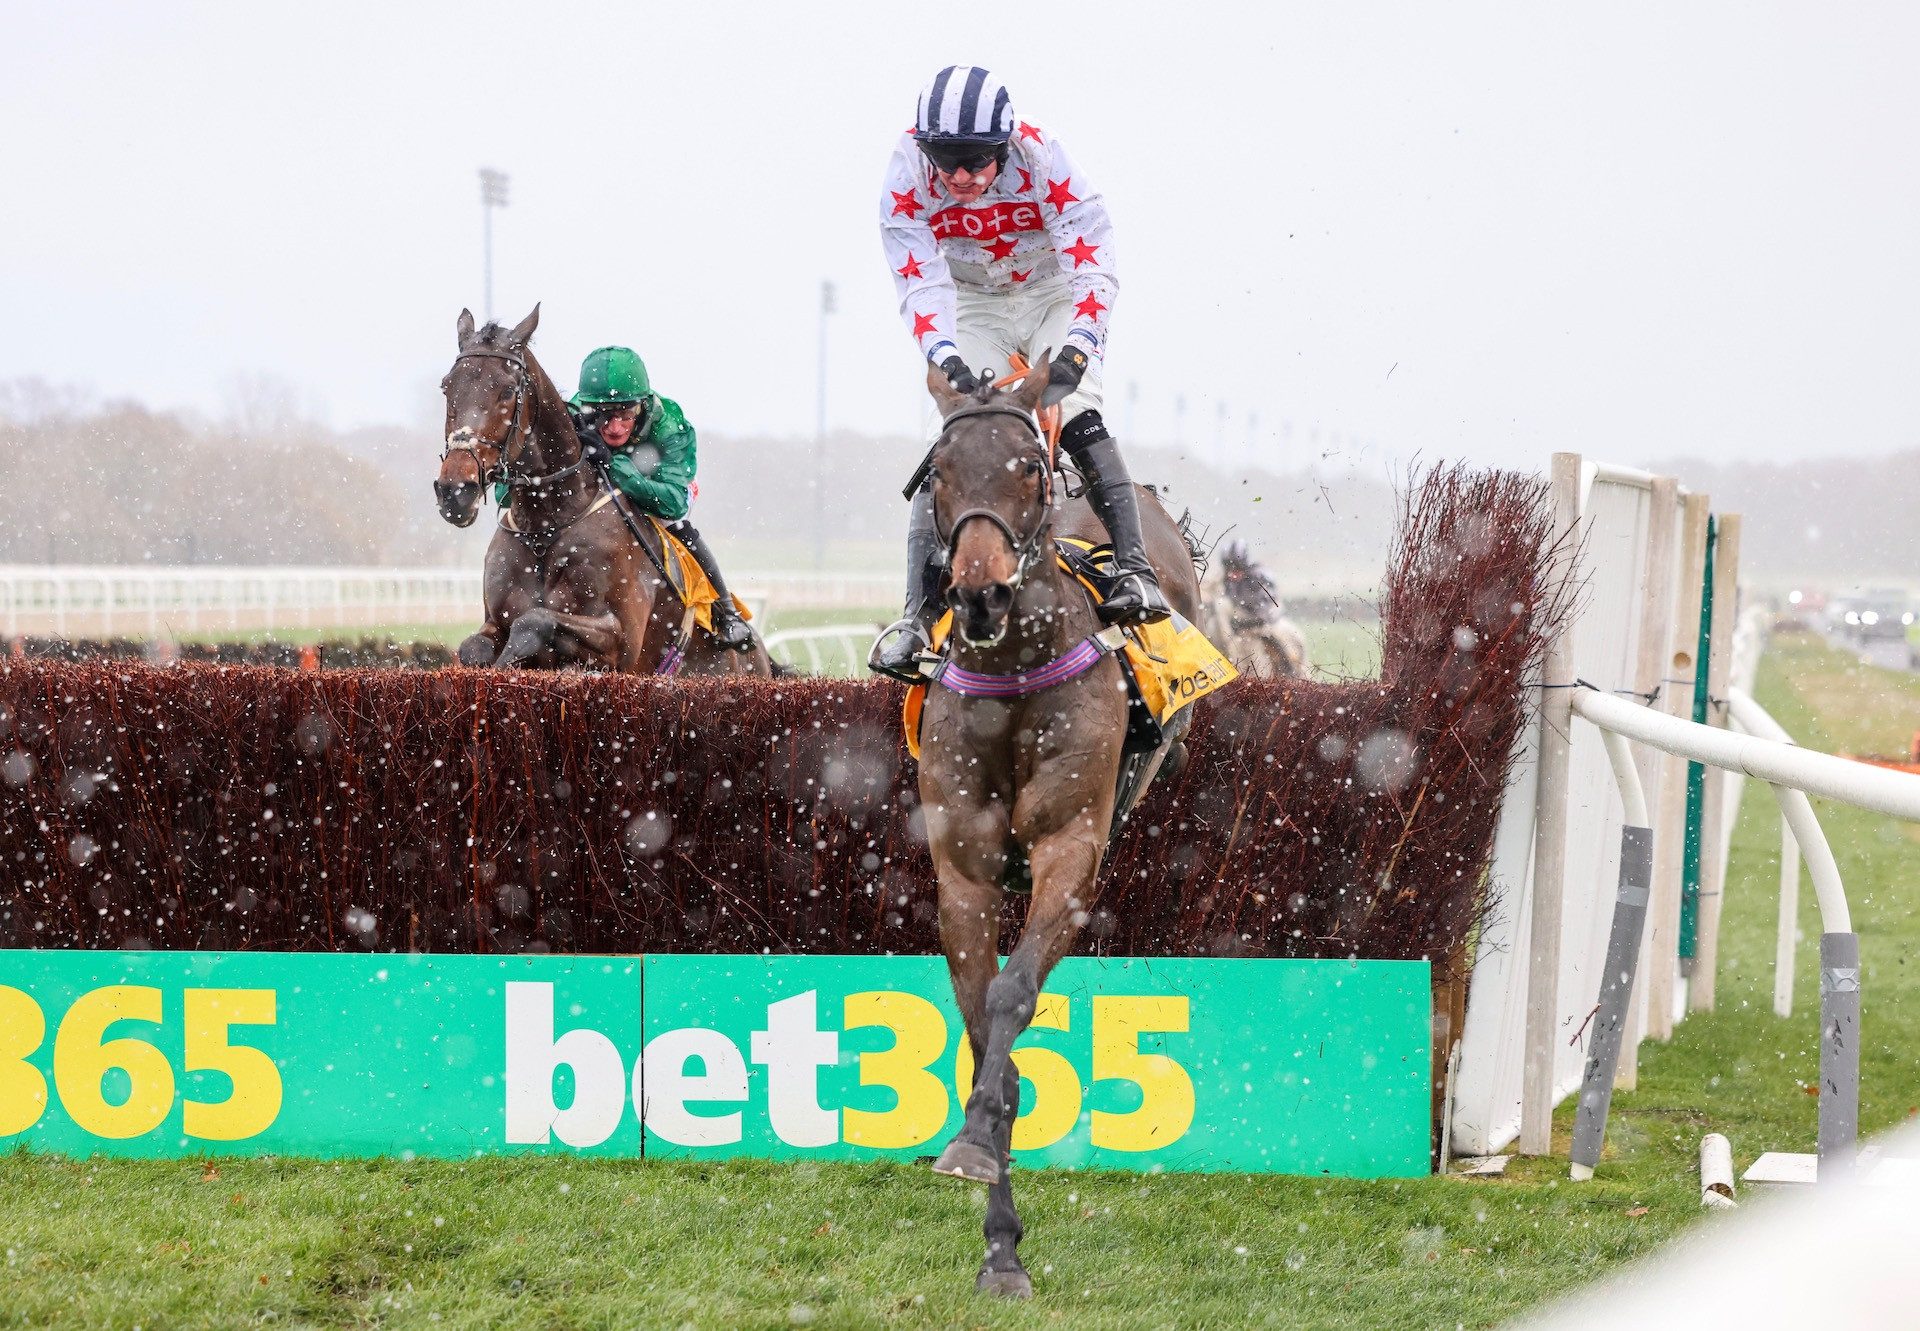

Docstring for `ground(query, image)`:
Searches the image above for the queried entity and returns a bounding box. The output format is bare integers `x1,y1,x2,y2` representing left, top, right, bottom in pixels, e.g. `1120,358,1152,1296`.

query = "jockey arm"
879,138,961,365
606,396,695,522
494,397,695,520
1036,132,1118,365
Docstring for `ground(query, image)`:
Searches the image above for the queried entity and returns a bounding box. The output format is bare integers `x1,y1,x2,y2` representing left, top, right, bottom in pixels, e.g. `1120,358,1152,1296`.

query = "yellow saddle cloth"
651,516,751,636
902,540,1237,759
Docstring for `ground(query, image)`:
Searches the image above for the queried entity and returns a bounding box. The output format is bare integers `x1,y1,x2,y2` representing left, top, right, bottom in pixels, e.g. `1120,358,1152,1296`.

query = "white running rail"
0,565,902,637
762,623,882,677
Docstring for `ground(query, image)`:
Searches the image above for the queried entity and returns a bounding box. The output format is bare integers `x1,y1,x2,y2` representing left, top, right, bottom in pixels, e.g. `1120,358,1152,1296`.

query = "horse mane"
472,322,520,348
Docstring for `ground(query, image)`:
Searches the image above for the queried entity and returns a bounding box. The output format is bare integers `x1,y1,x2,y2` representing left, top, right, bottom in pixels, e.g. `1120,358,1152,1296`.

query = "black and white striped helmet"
913,65,1015,159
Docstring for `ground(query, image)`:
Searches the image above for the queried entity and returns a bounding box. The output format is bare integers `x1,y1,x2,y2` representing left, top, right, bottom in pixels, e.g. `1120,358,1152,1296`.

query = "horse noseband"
440,348,532,487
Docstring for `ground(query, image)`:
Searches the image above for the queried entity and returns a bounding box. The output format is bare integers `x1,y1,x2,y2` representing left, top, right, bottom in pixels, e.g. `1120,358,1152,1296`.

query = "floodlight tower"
813,280,837,569
478,168,510,323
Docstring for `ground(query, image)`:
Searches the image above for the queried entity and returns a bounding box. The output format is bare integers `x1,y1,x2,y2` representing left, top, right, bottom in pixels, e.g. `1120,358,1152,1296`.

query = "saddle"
901,538,1237,761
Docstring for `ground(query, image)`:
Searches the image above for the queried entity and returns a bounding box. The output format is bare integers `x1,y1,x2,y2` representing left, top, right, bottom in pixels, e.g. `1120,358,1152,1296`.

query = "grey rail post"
1818,931,1861,1183
1568,823,1654,1180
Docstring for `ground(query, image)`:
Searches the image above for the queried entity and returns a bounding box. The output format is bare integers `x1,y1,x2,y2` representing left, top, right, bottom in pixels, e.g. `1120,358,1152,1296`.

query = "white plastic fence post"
1775,816,1800,1018
1649,491,1711,1040
1692,512,1742,1012
1520,451,1582,1156
1617,475,1680,1091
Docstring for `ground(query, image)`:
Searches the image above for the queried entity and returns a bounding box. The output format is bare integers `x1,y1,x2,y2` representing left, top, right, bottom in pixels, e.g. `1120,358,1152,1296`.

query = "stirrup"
1097,571,1173,627
868,618,935,684
710,608,756,652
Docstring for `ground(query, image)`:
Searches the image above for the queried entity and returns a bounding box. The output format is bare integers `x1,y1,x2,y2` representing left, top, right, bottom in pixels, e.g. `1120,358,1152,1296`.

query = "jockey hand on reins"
1044,345,1089,406
938,355,979,394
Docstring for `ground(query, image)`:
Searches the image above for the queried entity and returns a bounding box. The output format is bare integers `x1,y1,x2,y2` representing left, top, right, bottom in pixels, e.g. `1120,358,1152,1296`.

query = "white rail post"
1649,491,1711,1039
1775,818,1800,1018
1617,475,1681,1091
1691,512,1742,1012
1520,451,1582,1156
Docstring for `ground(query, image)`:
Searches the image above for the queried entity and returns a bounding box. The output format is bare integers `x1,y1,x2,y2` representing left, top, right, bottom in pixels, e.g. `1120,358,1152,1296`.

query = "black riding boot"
869,483,944,683
1060,413,1173,626
673,521,756,652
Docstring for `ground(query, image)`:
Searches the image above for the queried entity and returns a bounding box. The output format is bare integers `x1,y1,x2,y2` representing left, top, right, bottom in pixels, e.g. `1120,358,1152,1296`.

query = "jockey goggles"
919,138,1007,174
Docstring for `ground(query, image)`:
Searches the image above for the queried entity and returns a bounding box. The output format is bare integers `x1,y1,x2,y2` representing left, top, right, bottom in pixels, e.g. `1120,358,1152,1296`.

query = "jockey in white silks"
868,64,1171,682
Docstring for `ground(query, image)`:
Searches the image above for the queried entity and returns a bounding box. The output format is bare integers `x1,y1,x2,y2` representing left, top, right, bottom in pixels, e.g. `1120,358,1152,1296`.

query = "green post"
1679,514,1716,965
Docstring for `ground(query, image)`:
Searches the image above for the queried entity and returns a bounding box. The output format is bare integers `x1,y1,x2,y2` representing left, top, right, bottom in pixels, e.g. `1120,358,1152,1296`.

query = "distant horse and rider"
1199,538,1313,681
434,306,772,677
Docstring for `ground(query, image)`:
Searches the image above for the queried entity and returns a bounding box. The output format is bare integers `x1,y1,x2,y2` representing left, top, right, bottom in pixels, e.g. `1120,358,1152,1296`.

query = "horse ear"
507,303,541,347
456,308,476,347
926,360,968,416
1014,350,1052,414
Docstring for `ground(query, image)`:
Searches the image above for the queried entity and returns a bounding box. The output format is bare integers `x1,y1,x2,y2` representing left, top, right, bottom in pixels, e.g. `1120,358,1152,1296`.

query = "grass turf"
1,630,1914,1329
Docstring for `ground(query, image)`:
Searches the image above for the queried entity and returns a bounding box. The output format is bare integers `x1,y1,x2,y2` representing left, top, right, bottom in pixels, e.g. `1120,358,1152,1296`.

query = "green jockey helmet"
571,346,651,408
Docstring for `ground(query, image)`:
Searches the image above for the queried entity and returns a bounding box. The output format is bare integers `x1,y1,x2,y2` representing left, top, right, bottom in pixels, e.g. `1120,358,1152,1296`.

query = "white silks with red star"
879,121,1117,372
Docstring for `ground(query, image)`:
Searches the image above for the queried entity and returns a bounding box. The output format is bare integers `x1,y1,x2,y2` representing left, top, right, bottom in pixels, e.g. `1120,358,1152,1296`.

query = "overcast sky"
3,2,1916,473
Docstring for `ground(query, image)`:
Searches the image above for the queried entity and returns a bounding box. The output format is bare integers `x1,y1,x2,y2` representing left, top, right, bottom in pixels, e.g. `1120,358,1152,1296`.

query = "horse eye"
1023,459,1042,477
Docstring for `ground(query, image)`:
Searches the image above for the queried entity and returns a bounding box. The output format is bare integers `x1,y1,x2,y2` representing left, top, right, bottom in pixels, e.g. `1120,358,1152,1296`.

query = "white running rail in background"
762,623,883,677
0,565,902,637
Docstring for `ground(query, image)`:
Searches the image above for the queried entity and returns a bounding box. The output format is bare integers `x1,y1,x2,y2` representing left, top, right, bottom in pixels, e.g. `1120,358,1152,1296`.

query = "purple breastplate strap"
930,626,1128,699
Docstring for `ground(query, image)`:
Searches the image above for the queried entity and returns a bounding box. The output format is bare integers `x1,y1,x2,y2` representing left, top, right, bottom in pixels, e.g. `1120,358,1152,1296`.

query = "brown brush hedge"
0,465,1561,966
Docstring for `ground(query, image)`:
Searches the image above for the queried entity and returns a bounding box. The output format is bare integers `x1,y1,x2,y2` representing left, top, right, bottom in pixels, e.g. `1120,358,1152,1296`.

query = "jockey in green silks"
496,345,754,650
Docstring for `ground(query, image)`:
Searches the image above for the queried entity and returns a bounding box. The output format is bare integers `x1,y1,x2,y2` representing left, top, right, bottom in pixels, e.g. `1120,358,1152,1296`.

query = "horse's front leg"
928,835,1031,1298
976,824,1107,1234
495,607,623,668
496,561,625,669
925,765,1014,1184
457,624,504,667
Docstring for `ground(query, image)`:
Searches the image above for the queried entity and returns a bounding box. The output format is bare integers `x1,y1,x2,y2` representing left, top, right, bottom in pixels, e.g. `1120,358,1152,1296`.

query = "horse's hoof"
1164,739,1190,782
976,1267,1032,1300
931,1138,1001,1184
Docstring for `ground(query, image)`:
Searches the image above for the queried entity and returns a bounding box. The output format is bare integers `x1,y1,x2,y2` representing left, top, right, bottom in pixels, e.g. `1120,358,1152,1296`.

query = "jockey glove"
568,410,612,467
938,355,979,394
1044,345,1090,406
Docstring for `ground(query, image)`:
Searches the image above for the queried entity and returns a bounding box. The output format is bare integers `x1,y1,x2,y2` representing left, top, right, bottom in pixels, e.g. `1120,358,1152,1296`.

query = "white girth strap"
500,487,618,534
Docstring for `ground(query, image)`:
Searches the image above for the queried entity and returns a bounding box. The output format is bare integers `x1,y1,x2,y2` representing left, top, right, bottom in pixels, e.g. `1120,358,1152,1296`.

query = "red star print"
1062,235,1101,268
896,253,925,280
1073,292,1106,321
982,236,1018,262
1017,168,1034,193
1044,177,1079,212
911,311,939,339
890,189,924,219
1011,269,1032,284
1017,122,1045,143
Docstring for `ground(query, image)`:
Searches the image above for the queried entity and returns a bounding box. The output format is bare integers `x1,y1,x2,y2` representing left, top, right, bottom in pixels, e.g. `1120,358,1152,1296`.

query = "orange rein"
997,354,1063,468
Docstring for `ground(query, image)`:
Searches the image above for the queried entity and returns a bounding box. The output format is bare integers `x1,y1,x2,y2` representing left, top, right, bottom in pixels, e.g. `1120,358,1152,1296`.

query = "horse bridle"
440,347,590,493
932,401,1055,592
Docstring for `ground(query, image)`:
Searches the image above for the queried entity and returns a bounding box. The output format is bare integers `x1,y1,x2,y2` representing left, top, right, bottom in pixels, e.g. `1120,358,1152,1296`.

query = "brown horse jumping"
434,306,771,676
915,356,1201,1297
